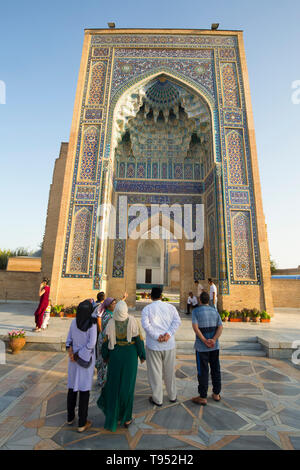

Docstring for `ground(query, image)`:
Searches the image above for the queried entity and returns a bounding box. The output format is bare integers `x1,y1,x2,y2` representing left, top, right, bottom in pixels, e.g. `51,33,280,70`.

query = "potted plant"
50,306,56,317
220,312,226,322
65,306,76,318
8,330,26,354
252,308,260,322
230,310,242,322
242,308,251,322
53,304,64,318
136,295,141,301
223,310,230,322
260,311,271,323
229,310,236,322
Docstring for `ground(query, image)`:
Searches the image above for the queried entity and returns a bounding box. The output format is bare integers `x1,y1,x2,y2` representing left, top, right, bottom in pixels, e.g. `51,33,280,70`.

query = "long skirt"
34,299,48,328
97,344,138,432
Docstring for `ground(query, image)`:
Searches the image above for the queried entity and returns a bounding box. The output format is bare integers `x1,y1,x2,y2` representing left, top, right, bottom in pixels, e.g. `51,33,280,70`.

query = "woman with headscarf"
66,299,97,433
97,300,146,432
94,297,116,387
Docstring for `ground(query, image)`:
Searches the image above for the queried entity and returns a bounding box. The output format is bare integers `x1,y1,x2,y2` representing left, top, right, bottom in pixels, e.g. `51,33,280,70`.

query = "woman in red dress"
33,278,50,332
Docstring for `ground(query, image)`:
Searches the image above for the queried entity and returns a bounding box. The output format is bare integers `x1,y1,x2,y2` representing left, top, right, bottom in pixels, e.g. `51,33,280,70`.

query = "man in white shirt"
208,278,218,310
186,292,198,315
194,280,204,303
141,287,181,406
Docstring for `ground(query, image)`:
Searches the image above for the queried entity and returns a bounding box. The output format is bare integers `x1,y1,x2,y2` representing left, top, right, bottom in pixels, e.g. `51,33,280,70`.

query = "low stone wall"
0,271,41,301
6,257,41,272
271,278,300,308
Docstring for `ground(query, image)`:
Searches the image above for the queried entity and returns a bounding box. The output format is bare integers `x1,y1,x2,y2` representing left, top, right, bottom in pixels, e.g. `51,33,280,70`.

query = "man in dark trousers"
191,291,223,405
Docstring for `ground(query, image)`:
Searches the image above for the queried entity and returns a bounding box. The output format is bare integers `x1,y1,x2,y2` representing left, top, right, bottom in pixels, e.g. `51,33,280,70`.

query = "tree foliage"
270,257,277,274
0,247,35,270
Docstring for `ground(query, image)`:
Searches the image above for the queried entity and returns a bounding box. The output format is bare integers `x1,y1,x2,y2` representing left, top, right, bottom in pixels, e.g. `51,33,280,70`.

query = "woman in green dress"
95,297,116,387
97,300,146,432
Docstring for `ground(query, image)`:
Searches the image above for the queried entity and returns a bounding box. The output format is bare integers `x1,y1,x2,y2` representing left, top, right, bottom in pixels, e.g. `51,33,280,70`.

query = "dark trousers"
186,303,198,314
67,389,90,427
196,349,221,398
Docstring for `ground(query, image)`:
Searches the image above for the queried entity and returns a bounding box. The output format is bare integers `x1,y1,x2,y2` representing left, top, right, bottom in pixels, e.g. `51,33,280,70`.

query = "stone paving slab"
0,351,300,450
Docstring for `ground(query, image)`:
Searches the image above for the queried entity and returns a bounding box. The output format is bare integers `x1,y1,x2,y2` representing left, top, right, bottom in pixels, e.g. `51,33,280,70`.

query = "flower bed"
220,309,271,323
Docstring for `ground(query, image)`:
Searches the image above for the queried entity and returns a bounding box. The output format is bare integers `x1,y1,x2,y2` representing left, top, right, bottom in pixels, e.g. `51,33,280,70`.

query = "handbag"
73,351,92,368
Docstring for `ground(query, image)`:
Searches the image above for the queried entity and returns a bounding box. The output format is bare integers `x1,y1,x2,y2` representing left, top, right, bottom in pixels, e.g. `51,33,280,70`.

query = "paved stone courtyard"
0,351,300,450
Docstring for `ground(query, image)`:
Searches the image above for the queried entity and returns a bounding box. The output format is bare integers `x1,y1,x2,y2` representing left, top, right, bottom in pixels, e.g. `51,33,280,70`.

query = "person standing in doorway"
141,287,181,406
208,278,218,310
194,280,204,303
191,291,223,406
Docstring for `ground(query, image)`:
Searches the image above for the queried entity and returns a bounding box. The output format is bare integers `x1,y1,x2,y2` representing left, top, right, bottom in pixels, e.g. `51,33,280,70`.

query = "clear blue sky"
0,0,299,268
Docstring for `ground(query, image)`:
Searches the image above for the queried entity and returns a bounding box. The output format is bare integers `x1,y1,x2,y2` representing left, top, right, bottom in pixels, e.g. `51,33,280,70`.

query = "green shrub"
229,310,236,319
53,304,64,314
260,310,270,320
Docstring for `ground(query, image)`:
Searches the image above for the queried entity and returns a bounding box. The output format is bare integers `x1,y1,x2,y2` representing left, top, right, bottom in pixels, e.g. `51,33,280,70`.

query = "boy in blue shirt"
191,291,223,405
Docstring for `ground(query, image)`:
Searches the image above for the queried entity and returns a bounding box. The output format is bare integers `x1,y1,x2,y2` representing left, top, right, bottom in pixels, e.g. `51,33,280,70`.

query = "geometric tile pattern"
87,62,107,106
112,239,126,278
60,32,262,293
193,248,205,281
231,211,255,280
115,98,203,181
226,129,247,186
1,352,300,450
75,186,96,201
69,206,93,273
229,190,250,206
79,126,99,181
221,62,240,108
208,215,217,278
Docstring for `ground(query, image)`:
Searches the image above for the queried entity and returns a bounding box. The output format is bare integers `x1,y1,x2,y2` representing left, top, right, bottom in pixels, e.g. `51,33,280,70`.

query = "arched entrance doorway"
136,227,180,300
137,238,163,288
102,73,222,310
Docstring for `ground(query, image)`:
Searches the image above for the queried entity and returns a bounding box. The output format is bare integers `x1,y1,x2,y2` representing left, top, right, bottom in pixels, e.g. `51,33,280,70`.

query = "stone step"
176,340,261,349
220,342,262,350
176,347,266,357
175,338,266,357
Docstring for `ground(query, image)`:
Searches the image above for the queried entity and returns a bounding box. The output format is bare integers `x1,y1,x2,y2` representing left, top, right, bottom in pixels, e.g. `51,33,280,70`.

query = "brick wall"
7,257,41,272
271,278,300,308
0,271,41,301
41,142,68,279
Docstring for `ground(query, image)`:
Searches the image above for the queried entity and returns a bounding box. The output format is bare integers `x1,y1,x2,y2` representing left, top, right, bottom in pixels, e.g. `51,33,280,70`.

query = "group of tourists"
65,285,223,433
31,277,223,433
186,278,218,314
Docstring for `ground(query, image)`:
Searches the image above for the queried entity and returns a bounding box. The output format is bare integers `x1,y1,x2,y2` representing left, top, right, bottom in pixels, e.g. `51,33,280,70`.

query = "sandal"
212,393,221,402
124,420,133,428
